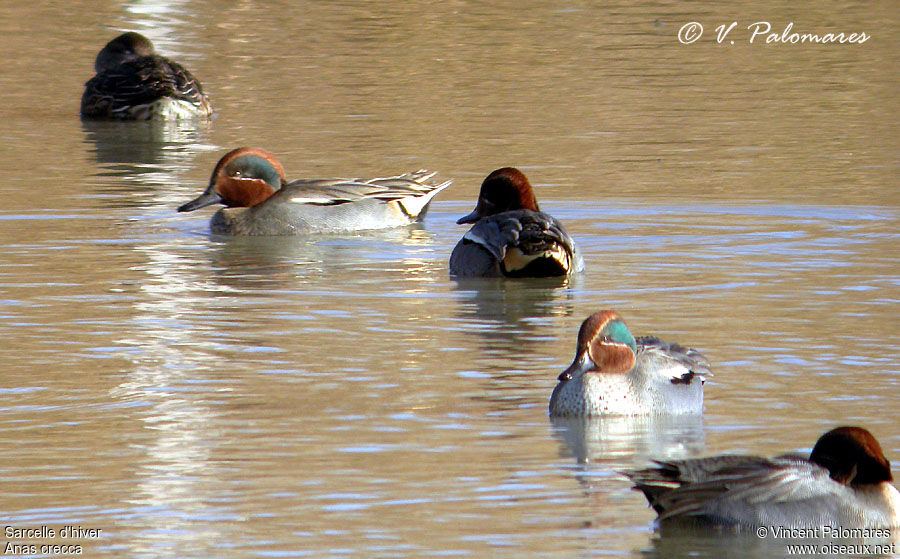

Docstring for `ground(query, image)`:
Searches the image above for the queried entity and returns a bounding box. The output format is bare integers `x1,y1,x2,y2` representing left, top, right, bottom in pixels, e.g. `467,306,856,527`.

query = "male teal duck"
178,147,451,235
549,311,710,416
81,32,211,120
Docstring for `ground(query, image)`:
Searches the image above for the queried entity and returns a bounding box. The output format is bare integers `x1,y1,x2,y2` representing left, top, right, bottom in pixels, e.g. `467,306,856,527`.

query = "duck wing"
628,455,838,521
283,170,451,205
636,336,712,384
459,209,576,262
82,55,208,116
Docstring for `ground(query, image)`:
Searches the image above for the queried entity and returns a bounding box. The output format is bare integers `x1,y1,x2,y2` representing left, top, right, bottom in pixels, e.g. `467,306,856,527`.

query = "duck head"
810,426,893,486
95,32,156,73
559,311,638,381
178,148,286,213
457,167,541,224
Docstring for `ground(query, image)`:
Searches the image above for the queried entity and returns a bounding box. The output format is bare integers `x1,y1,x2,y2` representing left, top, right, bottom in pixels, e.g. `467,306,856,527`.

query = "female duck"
627,426,900,529
82,32,212,120
178,147,451,235
549,311,710,416
449,167,582,278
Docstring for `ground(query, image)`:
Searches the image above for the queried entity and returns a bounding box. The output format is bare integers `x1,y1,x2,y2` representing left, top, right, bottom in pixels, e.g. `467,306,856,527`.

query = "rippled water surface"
1,1,899,557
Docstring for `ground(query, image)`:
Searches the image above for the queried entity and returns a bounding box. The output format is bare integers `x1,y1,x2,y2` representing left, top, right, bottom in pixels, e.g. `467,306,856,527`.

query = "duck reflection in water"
81,118,211,209
187,226,440,292
552,414,706,466
453,275,579,358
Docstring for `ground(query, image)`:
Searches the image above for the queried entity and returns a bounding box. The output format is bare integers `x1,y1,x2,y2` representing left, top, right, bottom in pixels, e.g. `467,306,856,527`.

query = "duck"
81,31,212,120
626,426,900,529
449,167,582,278
549,311,710,417
177,147,451,235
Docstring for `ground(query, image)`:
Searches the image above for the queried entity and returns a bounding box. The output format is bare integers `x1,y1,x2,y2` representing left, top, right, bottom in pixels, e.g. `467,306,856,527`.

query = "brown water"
1,1,899,557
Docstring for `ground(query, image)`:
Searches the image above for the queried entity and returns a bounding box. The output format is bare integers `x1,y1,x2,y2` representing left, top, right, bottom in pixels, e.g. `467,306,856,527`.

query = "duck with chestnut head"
549,311,710,417
178,147,451,235
450,167,582,278
626,426,900,529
